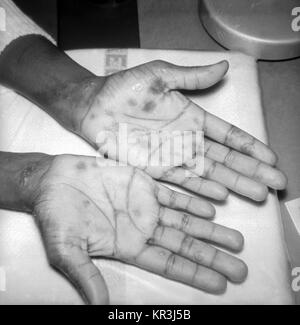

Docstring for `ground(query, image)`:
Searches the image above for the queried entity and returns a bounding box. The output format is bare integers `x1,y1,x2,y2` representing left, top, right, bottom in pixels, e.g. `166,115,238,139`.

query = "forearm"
0,34,105,132
0,151,53,212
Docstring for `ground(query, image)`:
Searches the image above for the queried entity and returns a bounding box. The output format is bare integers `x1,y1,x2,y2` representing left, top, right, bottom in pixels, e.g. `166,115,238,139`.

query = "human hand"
75,60,287,202
32,154,247,304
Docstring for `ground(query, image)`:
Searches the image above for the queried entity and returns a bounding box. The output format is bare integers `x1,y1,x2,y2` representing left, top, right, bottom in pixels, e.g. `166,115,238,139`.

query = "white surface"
0,49,293,304
285,198,300,236
284,198,300,270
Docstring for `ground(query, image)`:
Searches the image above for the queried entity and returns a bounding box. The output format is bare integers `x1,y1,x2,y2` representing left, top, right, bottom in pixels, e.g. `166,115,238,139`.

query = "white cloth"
0,0,55,54
0,49,293,304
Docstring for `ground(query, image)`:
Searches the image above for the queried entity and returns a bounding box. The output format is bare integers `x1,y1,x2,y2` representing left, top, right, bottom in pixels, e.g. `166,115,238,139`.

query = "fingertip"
209,274,227,294
251,184,268,202
272,171,288,190
229,230,244,252
193,198,216,218
270,151,278,166
264,149,278,166
214,186,229,201
218,60,229,76
204,203,216,219
230,260,248,284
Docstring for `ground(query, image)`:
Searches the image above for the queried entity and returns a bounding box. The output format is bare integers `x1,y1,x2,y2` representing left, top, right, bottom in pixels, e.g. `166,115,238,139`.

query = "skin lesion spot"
149,78,167,95
240,140,256,156
85,219,92,227
89,113,96,120
193,117,201,127
128,98,138,106
83,200,90,208
76,161,86,171
142,100,156,113
19,162,38,187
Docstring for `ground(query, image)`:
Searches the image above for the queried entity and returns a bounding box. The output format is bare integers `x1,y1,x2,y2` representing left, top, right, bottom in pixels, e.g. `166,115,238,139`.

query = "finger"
159,166,229,200
186,157,269,201
202,109,277,165
163,60,229,90
135,245,227,294
204,139,287,190
159,207,244,252
155,184,215,218
48,245,109,305
151,226,248,283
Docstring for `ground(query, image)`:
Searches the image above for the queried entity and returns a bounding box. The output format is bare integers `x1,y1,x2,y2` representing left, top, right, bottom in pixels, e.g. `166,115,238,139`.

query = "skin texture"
0,36,287,202
32,154,248,305
77,60,287,202
0,36,287,304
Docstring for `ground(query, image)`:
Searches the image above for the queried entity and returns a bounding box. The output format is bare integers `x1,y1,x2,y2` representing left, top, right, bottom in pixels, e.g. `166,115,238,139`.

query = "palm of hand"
79,60,287,202
34,155,247,305
83,61,200,177
35,155,159,261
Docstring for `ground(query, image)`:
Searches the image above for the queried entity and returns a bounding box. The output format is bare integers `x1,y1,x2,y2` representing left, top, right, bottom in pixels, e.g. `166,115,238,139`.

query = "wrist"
0,35,104,133
0,152,54,212
21,154,55,211
56,75,106,134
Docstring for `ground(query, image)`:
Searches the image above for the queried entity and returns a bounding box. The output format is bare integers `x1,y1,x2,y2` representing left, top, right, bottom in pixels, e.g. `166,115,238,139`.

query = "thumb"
49,246,109,305
163,60,229,90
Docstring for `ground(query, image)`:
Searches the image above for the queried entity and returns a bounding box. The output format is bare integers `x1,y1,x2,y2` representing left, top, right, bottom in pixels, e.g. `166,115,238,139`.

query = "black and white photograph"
0,0,299,308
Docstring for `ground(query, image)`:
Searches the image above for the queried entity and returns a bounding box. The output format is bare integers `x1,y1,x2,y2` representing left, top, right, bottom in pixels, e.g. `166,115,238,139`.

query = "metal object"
199,0,300,60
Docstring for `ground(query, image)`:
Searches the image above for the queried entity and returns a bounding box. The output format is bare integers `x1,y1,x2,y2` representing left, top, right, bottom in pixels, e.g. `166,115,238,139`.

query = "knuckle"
180,214,191,232
180,234,194,255
240,140,256,156
165,253,177,276
223,149,235,168
206,161,218,178
154,226,165,243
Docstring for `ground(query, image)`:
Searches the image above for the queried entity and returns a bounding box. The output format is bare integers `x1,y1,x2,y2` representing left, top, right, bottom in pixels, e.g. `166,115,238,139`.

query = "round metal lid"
199,0,300,60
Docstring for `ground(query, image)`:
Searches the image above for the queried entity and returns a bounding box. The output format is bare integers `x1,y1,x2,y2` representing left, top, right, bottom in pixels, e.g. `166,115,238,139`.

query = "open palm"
79,60,287,202
34,154,247,305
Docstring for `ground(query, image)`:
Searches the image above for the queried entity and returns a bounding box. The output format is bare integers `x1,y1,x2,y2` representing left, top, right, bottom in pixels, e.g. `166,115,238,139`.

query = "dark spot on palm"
149,78,166,95
142,100,156,113
128,98,138,106
193,117,200,127
83,200,90,208
76,161,86,170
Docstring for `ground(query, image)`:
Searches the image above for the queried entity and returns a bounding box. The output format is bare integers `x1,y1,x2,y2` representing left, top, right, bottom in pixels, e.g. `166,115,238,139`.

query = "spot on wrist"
20,163,38,187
